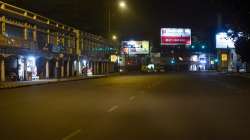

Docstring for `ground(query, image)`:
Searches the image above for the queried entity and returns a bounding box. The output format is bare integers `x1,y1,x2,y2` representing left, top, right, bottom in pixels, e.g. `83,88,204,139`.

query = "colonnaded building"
0,1,119,82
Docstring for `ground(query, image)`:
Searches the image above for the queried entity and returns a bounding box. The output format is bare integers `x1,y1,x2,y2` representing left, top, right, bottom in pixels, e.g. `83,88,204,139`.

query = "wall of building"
0,1,119,82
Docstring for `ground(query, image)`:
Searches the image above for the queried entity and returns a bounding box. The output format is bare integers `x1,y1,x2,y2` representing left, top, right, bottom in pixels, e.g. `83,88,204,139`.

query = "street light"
106,0,127,35
112,35,117,41
119,1,127,9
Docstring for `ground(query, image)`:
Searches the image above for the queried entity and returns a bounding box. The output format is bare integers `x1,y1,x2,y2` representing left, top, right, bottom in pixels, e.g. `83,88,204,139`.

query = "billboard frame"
160,28,192,46
121,40,150,55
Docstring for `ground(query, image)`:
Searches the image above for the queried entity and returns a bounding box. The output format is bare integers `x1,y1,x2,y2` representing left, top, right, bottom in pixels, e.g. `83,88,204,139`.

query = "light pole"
106,0,127,38
112,35,118,41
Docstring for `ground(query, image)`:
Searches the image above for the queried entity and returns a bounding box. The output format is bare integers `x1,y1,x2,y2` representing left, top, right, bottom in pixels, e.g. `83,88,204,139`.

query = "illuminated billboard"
110,55,118,62
221,53,228,61
121,41,149,55
216,32,235,49
161,28,191,45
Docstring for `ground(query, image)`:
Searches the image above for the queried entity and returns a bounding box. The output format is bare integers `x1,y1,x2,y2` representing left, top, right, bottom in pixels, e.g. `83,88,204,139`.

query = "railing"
0,35,77,55
0,1,74,32
0,34,37,49
0,1,119,57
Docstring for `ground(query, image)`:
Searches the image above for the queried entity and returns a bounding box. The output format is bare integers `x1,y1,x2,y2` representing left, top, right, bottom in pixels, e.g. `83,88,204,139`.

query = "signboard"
121,41,149,55
221,53,228,61
110,55,118,62
216,32,235,49
161,28,191,45
118,56,125,66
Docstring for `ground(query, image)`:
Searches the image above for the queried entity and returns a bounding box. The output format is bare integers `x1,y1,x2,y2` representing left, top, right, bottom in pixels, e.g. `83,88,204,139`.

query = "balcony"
0,34,38,49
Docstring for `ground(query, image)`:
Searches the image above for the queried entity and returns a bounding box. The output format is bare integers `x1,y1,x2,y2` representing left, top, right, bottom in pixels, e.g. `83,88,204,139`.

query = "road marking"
62,129,81,140
129,96,136,101
107,105,119,113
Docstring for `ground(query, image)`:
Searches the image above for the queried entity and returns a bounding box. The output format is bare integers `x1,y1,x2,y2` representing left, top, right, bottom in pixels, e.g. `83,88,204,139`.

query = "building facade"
0,1,118,82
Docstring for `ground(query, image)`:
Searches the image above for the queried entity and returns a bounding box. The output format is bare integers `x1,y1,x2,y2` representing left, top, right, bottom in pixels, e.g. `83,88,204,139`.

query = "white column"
46,60,49,79
1,59,5,82
90,62,93,74
61,61,64,78
67,60,70,77
55,60,59,78
89,62,92,74
78,61,81,76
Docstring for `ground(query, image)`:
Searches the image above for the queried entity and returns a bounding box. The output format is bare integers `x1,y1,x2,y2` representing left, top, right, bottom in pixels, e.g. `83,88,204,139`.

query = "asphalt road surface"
0,73,250,140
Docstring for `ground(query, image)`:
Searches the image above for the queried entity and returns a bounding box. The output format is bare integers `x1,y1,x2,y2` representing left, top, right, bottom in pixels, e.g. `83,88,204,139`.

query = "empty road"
0,73,250,140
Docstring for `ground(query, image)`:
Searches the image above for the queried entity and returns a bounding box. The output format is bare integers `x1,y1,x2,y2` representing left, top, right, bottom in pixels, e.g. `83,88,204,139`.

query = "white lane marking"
129,96,136,101
107,105,119,113
62,129,81,140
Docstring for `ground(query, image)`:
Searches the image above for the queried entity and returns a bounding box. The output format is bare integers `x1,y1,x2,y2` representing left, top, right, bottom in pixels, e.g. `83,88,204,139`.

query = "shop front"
189,54,208,72
18,56,38,81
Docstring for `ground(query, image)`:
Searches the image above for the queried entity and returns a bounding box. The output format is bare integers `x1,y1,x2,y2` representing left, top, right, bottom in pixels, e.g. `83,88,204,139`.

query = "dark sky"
2,0,248,47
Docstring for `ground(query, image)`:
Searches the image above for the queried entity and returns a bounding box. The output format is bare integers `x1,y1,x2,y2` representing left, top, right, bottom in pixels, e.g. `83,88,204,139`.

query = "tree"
227,29,250,71
235,37,250,67
225,1,250,71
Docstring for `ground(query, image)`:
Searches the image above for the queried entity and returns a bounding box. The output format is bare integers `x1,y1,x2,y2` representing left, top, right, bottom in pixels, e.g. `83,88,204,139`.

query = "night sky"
2,0,248,48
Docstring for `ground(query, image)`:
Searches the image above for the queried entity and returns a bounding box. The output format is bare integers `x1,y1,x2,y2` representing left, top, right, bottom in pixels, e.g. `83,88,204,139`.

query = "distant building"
120,40,150,72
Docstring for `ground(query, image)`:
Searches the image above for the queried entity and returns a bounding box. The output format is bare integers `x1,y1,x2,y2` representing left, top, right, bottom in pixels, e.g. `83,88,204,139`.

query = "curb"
221,72,250,79
0,75,109,89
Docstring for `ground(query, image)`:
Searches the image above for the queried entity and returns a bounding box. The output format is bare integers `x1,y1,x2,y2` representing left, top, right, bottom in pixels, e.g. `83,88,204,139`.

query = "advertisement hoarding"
110,55,118,62
221,53,228,61
161,28,191,45
121,41,149,55
216,32,235,49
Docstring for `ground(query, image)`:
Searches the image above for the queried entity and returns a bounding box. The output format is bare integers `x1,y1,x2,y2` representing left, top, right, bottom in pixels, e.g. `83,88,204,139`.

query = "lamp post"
112,35,118,41
106,0,127,38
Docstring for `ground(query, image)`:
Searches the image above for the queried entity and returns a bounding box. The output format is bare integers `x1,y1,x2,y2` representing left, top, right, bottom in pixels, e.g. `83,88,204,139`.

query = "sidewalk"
236,73,250,79
222,72,250,79
0,75,106,89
